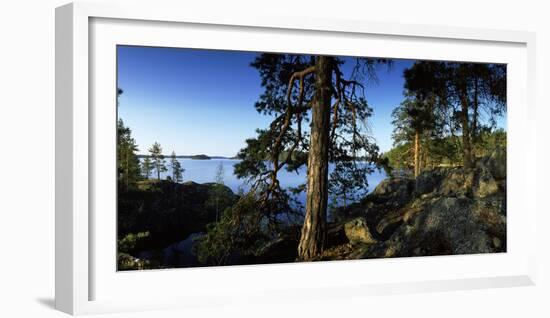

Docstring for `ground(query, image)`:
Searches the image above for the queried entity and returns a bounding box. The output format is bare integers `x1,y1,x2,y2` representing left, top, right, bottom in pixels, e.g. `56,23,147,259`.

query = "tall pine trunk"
460,91,473,169
297,56,332,261
472,77,479,142
414,130,420,177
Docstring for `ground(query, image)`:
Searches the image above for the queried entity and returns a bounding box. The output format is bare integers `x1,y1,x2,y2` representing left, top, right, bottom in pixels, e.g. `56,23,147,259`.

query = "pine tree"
117,119,141,190
148,142,167,180
234,54,389,260
141,157,153,179
445,63,506,168
169,151,184,183
214,161,225,185
399,62,448,176
396,61,506,171
212,162,225,221
116,89,141,190
328,161,367,210
391,93,440,177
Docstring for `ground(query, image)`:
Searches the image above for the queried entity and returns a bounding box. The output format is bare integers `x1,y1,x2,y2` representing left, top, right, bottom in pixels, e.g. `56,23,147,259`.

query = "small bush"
117,231,151,254
194,193,269,266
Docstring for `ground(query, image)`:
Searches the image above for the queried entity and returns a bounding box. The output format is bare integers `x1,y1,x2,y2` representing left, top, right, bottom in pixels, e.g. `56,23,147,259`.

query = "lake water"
137,159,387,266
146,158,386,206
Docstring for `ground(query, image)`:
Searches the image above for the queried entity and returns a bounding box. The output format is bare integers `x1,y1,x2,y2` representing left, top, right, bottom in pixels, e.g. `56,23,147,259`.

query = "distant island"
118,49,507,271
136,154,239,160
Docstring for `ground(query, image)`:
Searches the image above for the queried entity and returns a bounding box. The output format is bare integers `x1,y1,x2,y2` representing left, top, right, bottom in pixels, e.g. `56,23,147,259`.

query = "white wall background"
0,0,547,317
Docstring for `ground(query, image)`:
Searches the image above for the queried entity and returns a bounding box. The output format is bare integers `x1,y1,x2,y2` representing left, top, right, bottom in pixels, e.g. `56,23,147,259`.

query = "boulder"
438,169,475,197
370,177,414,207
117,253,158,270
251,225,301,264
361,177,414,229
344,217,378,245
374,196,506,258
482,147,507,180
323,148,507,262
253,236,298,264
474,167,500,198
414,168,446,196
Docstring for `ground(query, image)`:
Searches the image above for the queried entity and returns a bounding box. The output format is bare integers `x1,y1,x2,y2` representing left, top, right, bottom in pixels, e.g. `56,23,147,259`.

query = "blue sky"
117,46,418,156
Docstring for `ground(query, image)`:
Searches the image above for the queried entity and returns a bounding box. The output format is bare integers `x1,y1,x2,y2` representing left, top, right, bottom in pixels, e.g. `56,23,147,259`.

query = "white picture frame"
55,1,537,315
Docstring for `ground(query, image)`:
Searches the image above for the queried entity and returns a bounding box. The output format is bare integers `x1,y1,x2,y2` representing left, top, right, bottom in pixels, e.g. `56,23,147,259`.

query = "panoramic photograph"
116,46,507,270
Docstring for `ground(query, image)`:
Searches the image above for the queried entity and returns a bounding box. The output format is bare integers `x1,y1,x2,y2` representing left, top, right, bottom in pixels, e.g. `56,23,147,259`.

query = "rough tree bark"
414,130,420,177
471,76,480,145
460,91,473,170
297,56,333,261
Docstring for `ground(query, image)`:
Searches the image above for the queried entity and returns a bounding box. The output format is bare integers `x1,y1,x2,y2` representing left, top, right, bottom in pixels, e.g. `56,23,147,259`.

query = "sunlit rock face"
318,147,507,260
344,217,378,246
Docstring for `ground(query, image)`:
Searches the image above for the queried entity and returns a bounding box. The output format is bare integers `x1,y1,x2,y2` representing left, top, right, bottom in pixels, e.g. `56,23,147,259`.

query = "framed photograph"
56,1,537,315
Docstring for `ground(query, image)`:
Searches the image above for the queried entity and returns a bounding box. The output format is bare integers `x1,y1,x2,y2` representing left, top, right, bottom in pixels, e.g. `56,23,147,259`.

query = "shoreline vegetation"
117,53,506,270
118,145,506,270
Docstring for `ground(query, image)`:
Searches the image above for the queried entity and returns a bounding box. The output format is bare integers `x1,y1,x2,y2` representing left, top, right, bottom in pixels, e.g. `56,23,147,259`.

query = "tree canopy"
148,142,167,180
231,54,391,260
388,61,506,175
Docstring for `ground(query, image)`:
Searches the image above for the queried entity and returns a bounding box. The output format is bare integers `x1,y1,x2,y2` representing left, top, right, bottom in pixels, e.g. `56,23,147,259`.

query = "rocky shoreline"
119,148,506,269
256,148,506,263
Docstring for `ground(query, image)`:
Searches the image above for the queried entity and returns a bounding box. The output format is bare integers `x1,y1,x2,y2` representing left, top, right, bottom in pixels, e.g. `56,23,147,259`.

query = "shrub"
194,193,269,266
117,231,151,254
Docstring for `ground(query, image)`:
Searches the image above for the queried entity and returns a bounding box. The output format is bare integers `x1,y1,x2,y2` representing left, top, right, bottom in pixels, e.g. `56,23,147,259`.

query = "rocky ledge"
257,147,507,262
319,147,506,260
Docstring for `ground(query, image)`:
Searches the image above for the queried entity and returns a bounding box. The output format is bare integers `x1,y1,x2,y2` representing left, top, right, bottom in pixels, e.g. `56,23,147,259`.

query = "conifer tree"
234,54,389,260
117,119,141,190
399,61,506,170
148,142,167,180
142,157,153,179
169,151,184,183
207,162,226,222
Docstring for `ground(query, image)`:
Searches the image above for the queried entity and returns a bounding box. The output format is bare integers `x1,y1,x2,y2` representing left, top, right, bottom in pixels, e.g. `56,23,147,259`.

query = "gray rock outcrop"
326,148,507,260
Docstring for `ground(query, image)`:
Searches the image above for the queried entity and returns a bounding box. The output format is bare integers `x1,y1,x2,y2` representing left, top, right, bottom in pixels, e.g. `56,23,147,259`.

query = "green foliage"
118,180,236,249
117,231,151,254
169,151,185,183
205,162,234,222
391,94,441,146
214,161,225,185
421,136,462,168
195,193,269,266
444,63,506,143
148,142,167,180
116,231,163,270
234,129,273,180
328,161,370,209
141,157,153,179
383,131,505,174
382,143,412,174
390,61,507,172
235,54,388,221
473,128,507,157
117,119,141,190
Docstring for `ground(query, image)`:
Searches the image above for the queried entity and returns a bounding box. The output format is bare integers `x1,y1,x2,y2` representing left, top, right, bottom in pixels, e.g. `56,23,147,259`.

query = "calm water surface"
146,158,386,205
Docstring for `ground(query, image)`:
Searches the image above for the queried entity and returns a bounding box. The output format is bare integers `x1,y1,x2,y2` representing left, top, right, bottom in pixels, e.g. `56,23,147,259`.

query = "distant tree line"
116,89,186,190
